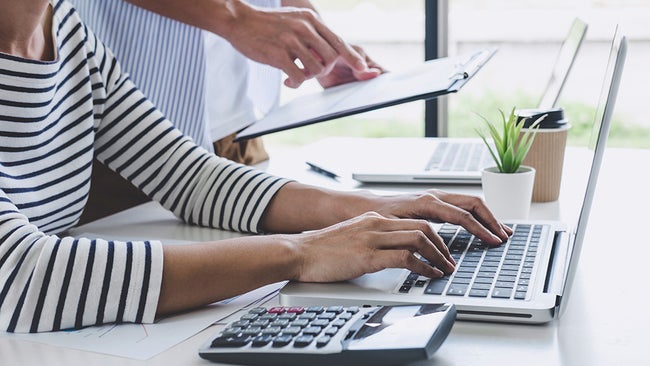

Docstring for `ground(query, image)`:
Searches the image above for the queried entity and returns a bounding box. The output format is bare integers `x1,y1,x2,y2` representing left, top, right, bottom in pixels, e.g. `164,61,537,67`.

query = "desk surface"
2,146,649,366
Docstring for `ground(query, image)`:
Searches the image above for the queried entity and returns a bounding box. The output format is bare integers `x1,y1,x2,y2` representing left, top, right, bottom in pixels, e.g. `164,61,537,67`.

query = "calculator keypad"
211,306,360,349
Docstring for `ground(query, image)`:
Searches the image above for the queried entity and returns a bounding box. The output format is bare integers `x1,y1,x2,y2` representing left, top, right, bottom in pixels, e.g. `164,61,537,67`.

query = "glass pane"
448,0,650,148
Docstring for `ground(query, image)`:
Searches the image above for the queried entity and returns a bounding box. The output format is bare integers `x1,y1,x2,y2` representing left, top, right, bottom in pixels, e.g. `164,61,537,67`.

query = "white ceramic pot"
481,166,536,220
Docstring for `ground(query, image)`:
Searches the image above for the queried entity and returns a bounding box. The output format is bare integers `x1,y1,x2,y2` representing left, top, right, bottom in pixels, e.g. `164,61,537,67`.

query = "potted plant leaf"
475,107,545,219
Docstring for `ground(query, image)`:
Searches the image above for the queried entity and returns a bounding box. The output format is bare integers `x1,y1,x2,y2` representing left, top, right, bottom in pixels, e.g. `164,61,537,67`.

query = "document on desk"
235,48,496,141
2,281,286,360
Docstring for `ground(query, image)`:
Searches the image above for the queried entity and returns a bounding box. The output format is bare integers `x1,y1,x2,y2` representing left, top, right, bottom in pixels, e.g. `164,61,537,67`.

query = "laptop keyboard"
399,223,544,300
425,142,492,172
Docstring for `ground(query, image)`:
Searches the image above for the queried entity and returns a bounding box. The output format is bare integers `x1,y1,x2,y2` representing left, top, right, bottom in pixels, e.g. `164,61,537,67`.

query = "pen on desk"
306,162,339,179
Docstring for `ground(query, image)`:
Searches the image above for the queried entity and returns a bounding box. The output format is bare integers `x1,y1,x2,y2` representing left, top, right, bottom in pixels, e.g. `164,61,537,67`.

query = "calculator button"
242,326,262,336
325,306,344,314
331,319,346,327
268,306,286,314
278,313,297,321
240,313,258,321
324,327,339,336
293,335,314,348
248,307,267,315
298,312,317,321
306,306,325,314
261,326,282,335
211,335,251,348
251,319,270,328
338,312,352,321
345,306,360,314
220,328,241,337
317,312,337,320
231,320,250,328
290,318,309,328
260,313,278,321
270,319,290,328
280,326,301,336
311,319,330,328
251,334,274,347
316,335,332,348
302,326,322,336
286,306,305,314
272,335,293,348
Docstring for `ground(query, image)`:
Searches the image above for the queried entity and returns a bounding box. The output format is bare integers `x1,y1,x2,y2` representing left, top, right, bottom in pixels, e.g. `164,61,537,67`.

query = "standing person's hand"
226,4,382,88
316,44,384,88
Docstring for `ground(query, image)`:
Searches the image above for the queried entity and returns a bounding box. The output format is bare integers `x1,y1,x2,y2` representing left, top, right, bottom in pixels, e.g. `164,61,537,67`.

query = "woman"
0,0,510,333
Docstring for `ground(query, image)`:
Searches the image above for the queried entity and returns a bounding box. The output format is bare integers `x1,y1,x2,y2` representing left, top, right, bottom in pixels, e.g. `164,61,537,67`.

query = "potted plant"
475,107,545,219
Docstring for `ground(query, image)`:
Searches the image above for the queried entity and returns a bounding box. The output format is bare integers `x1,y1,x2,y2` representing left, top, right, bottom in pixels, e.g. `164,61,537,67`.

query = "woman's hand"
287,211,456,283
369,189,512,246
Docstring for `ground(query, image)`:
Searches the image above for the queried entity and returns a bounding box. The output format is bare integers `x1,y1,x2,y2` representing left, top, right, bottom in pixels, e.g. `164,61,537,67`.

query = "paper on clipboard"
235,48,497,141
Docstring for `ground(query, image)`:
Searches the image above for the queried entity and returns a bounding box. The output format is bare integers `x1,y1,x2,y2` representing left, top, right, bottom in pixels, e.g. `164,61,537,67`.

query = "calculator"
198,303,456,365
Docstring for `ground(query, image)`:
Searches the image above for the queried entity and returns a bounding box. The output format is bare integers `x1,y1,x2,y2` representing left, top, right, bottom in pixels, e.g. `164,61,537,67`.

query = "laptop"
305,18,588,184
279,28,626,324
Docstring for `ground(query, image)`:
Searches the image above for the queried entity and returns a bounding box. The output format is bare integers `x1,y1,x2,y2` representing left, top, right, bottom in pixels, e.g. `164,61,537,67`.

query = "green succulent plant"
475,107,545,173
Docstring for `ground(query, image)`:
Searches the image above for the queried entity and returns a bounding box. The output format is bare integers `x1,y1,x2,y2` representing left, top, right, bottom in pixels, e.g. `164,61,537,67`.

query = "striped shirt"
0,0,289,333
71,0,212,150
72,0,282,148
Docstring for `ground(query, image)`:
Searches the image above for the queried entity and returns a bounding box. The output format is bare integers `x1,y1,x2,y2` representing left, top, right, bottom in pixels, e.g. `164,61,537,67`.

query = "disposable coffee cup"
517,108,570,202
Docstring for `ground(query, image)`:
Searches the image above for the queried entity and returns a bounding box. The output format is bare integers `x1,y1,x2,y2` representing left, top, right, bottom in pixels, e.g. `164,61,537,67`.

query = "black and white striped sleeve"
87,29,291,234
0,190,164,333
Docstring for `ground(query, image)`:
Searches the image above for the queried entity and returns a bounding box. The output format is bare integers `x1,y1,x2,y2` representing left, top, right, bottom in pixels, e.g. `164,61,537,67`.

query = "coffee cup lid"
516,107,568,129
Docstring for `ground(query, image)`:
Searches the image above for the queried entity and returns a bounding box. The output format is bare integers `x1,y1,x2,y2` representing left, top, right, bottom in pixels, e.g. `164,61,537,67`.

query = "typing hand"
369,189,512,246
289,212,456,283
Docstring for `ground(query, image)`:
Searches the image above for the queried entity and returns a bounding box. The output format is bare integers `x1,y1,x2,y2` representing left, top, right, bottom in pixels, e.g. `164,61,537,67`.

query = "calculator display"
350,304,452,350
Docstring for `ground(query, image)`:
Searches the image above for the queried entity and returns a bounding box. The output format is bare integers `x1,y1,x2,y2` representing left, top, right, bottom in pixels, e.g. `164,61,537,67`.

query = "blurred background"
263,0,649,150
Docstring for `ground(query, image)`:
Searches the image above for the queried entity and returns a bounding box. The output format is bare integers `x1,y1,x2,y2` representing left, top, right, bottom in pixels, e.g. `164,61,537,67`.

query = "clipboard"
235,48,497,141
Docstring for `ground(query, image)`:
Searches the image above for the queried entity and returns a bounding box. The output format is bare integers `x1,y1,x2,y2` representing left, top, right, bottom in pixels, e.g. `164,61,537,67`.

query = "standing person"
71,0,384,223
0,0,510,333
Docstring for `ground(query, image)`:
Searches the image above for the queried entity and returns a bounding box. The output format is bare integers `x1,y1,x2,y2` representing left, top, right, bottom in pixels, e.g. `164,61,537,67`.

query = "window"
447,0,650,148
264,1,650,150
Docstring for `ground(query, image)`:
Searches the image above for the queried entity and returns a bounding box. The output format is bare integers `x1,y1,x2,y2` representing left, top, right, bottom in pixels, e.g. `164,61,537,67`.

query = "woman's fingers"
404,192,509,245
368,230,455,274
436,191,511,238
369,249,445,279
351,213,458,274
295,212,458,282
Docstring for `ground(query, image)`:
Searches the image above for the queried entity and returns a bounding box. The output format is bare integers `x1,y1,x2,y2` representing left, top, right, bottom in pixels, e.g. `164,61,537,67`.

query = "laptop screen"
537,18,588,110
559,27,626,310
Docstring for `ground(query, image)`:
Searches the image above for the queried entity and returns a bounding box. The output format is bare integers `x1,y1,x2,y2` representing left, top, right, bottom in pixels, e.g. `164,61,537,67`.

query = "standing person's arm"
125,0,380,88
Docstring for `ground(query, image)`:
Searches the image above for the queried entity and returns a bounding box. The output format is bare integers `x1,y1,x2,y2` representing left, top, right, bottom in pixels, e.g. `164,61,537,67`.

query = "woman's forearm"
258,182,379,233
157,234,300,315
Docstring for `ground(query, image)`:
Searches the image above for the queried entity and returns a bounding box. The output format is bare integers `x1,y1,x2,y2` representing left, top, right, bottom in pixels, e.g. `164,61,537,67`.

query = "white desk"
2,147,649,365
